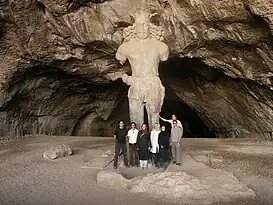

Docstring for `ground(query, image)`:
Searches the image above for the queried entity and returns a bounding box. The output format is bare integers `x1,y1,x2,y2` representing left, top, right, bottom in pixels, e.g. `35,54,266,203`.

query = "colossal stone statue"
108,8,169,129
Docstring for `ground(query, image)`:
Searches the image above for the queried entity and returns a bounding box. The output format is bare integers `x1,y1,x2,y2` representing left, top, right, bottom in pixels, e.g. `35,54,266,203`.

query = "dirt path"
0,136,272,205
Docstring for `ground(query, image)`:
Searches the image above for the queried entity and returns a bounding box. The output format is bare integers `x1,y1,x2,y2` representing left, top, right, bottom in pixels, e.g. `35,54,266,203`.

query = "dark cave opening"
158,56,223,138
160,100,215,138
3,56,219,138
71,56,220,137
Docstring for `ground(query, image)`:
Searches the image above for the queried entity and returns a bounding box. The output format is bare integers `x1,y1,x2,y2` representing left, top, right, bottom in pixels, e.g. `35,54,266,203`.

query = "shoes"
176,163,181,166
173,161,176,164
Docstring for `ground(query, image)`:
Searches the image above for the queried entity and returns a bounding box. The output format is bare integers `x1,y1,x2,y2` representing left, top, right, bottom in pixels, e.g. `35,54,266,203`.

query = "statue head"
135,10,150,39
123,6,165,42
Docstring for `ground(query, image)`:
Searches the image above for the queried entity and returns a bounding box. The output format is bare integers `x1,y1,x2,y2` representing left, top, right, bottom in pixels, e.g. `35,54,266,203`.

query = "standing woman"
137,123,150,169
150,122,161,168
158,125,170,163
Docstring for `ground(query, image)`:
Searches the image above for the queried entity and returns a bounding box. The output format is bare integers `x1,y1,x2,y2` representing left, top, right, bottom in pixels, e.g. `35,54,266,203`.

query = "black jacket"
158,131,170,148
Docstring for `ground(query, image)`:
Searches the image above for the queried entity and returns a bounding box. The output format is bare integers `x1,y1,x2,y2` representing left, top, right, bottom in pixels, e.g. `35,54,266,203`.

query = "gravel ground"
0,136,272,205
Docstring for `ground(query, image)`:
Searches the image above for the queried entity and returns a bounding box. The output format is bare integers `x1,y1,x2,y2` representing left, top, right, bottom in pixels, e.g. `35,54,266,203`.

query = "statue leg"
129,98,144,129
146,83,165,129
145,103,160,131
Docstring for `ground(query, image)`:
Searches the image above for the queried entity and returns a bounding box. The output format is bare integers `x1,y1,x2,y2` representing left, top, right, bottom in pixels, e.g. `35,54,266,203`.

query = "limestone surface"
97,155,256,205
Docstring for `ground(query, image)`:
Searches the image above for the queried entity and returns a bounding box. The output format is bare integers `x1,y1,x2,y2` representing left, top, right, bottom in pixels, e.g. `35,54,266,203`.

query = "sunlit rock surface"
97,155,256,204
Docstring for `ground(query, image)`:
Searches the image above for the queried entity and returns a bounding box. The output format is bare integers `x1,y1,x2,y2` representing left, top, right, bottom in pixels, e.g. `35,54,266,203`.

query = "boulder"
43,144,72,160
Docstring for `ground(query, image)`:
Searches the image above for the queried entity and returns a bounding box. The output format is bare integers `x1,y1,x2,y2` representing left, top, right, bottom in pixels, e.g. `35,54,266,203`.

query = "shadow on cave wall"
0,65,126,137
72,93,130,137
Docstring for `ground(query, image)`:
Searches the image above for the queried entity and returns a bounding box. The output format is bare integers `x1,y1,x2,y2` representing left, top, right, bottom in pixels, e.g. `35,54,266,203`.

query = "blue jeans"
140,160,148,169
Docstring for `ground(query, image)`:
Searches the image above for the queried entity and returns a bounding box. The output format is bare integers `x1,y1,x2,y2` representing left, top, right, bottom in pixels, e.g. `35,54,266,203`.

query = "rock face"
43,144,72,160
97,168,256,204
0,0,272,138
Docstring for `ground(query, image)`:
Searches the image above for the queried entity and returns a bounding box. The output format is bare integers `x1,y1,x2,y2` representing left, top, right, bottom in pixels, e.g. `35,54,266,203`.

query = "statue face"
136,20,149,39
135,11,150,39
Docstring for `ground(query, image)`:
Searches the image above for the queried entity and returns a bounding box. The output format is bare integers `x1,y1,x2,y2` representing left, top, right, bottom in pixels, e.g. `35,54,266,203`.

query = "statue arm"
106,72,124,81
116,44,127,65
160,44,169,61
122,74,134,86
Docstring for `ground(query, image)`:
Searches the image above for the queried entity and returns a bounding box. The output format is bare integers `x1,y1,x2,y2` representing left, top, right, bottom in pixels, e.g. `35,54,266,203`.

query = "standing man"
160,114,183,129
113,120,129,169
170,120,183,166
127,122,139,167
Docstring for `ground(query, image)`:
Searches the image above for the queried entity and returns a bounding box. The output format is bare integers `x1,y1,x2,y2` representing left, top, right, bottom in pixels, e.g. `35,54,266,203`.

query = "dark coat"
158,131,170,148
137,131,150,160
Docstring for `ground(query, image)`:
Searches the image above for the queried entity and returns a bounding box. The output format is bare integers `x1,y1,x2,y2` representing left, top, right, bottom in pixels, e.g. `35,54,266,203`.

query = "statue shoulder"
153,40,169,61
118,40,133,52
158,41,169,51
151,39,168,50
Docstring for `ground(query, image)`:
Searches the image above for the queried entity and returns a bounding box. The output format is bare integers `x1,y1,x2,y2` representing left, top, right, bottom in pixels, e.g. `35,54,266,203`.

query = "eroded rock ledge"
96,155,256,204
0,0,272,138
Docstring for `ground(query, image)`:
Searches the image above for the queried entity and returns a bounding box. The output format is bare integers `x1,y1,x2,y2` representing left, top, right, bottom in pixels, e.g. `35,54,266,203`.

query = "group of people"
113,114,183,169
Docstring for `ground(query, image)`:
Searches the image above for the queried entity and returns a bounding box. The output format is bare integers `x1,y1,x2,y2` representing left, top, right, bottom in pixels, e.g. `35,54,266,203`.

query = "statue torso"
120,39,168,77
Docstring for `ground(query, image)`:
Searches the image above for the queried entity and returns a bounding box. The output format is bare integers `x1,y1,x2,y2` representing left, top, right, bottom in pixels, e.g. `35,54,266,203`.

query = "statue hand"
122,73,129,84
119,59,126,65
105,72,124,81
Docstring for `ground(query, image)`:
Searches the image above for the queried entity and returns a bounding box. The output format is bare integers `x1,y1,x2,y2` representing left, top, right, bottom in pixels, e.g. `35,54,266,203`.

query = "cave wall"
0,0,272,138
161,57,273,139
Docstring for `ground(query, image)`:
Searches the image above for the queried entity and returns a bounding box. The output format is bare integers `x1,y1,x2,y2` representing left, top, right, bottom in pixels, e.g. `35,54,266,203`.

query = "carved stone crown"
122,3,165,42
133,0,153,16
134,10,150,23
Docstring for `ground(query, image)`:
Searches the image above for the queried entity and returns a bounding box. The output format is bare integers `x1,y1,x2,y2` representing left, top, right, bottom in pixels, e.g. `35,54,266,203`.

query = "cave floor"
0,136,272,205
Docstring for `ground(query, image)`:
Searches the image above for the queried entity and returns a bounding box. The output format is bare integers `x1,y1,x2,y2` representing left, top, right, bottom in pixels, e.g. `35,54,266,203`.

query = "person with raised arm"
160,114,183,129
